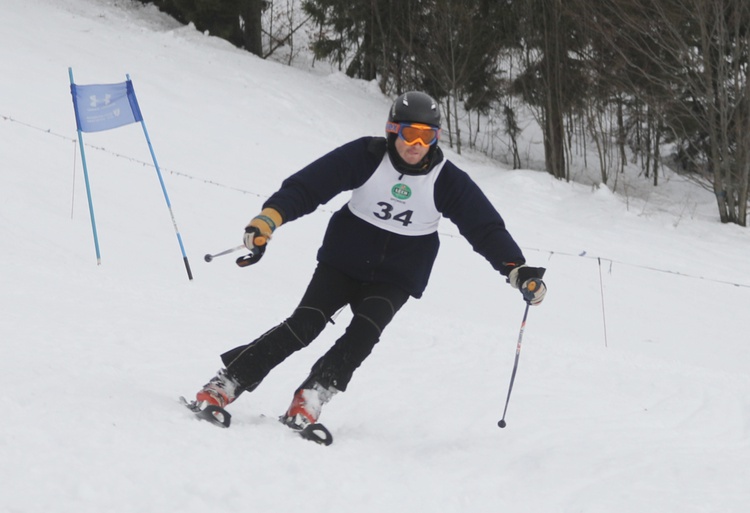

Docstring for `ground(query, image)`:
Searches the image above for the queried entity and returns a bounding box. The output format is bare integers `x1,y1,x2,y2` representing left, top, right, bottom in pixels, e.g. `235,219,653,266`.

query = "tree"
511,0,585,180
303,0,380,80
240,0,265,56
576,0,750,225
405,0,508,154
138,0,268,57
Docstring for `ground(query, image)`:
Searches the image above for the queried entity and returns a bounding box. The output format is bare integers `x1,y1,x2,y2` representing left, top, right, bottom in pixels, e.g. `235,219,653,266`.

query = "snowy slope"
2,1,749,512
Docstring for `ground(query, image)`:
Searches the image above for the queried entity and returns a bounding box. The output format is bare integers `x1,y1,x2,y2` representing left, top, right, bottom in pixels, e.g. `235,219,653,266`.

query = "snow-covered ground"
2,1,749,512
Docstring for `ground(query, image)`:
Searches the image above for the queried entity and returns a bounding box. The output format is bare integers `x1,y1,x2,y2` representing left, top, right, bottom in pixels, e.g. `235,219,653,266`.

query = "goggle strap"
385,121,400,134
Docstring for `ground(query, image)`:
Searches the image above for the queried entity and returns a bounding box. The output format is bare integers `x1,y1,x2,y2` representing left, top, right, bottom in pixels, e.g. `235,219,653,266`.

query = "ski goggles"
386,121,440,147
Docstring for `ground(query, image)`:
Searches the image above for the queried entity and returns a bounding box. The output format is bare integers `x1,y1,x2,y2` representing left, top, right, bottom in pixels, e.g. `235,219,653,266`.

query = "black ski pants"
221,263,410,393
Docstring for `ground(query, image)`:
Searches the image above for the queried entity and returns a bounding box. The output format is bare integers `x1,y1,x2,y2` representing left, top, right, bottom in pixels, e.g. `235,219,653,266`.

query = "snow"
2,1,749,512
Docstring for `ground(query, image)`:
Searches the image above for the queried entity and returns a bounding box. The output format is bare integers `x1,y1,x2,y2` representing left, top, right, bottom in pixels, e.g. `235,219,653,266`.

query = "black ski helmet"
388,91,441,128
384,91,444,175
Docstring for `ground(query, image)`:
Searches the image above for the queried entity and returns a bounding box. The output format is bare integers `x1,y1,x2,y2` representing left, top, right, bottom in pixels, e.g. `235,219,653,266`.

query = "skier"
192,91,547,433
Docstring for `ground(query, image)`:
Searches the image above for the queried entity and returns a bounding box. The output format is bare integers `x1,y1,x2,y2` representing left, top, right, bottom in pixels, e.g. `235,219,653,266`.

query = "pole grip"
236,245,266,267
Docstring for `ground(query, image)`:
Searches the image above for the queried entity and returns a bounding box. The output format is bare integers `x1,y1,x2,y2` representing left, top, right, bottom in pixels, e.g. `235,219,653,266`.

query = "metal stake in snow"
498,302,531,429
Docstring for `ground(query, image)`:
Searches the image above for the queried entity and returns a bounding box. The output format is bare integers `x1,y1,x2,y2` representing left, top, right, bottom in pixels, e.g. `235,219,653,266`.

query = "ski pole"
204,245,245,262
498,301,531,429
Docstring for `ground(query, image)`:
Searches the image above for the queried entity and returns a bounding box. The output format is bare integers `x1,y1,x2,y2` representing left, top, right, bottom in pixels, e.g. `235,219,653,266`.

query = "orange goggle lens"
386,122,439,147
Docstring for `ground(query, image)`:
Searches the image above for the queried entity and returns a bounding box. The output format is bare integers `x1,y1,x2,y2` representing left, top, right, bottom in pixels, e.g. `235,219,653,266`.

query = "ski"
179,396,231,428
179,397,333,445
279,416,334,446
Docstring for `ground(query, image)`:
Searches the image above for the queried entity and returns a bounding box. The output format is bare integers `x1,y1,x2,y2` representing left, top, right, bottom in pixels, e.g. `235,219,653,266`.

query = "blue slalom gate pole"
68,67,102,265
127,75,193,281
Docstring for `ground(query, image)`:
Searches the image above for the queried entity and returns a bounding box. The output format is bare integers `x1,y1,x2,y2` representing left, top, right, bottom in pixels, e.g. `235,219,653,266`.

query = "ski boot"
195,368,241,409
180,368,241,428
280,381,337,445
282,381,337,429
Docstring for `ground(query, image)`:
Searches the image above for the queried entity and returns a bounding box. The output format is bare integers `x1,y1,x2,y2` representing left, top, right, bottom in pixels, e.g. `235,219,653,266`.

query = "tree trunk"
241,0,264,57
541,0,567,179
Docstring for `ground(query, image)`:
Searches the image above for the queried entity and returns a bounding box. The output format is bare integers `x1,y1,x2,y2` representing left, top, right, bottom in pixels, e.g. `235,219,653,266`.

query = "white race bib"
348,155,445,236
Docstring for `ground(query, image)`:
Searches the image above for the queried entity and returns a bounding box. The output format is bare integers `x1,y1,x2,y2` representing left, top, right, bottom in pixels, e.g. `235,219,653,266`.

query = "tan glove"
244,208,283,250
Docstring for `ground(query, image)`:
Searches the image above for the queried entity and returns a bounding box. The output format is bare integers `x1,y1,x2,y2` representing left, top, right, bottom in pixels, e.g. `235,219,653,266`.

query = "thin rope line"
5,113,750,290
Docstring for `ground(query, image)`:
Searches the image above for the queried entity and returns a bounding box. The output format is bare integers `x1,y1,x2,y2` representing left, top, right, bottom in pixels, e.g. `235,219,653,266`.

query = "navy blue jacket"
264,137,525,298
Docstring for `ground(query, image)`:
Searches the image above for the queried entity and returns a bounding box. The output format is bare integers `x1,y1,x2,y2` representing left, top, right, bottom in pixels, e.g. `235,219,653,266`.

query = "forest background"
138,0,750,227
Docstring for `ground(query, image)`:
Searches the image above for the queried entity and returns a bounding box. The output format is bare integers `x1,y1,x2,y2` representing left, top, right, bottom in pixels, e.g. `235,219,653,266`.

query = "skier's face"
395,136,429,165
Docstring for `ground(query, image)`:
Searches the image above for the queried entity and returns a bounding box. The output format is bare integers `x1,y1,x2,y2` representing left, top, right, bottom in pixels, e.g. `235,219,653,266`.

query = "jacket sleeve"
435,162,526,276
262,137,385,223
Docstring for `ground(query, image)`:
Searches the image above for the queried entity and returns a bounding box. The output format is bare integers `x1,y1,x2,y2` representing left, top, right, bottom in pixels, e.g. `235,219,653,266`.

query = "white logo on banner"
88,94,112,107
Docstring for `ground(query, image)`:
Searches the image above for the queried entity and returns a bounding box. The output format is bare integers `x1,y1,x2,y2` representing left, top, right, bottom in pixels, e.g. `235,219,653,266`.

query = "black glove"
236,226,266,267
508,265,547,306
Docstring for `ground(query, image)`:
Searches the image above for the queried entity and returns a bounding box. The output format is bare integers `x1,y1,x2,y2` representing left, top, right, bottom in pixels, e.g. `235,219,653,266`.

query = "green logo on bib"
391,183,412,200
